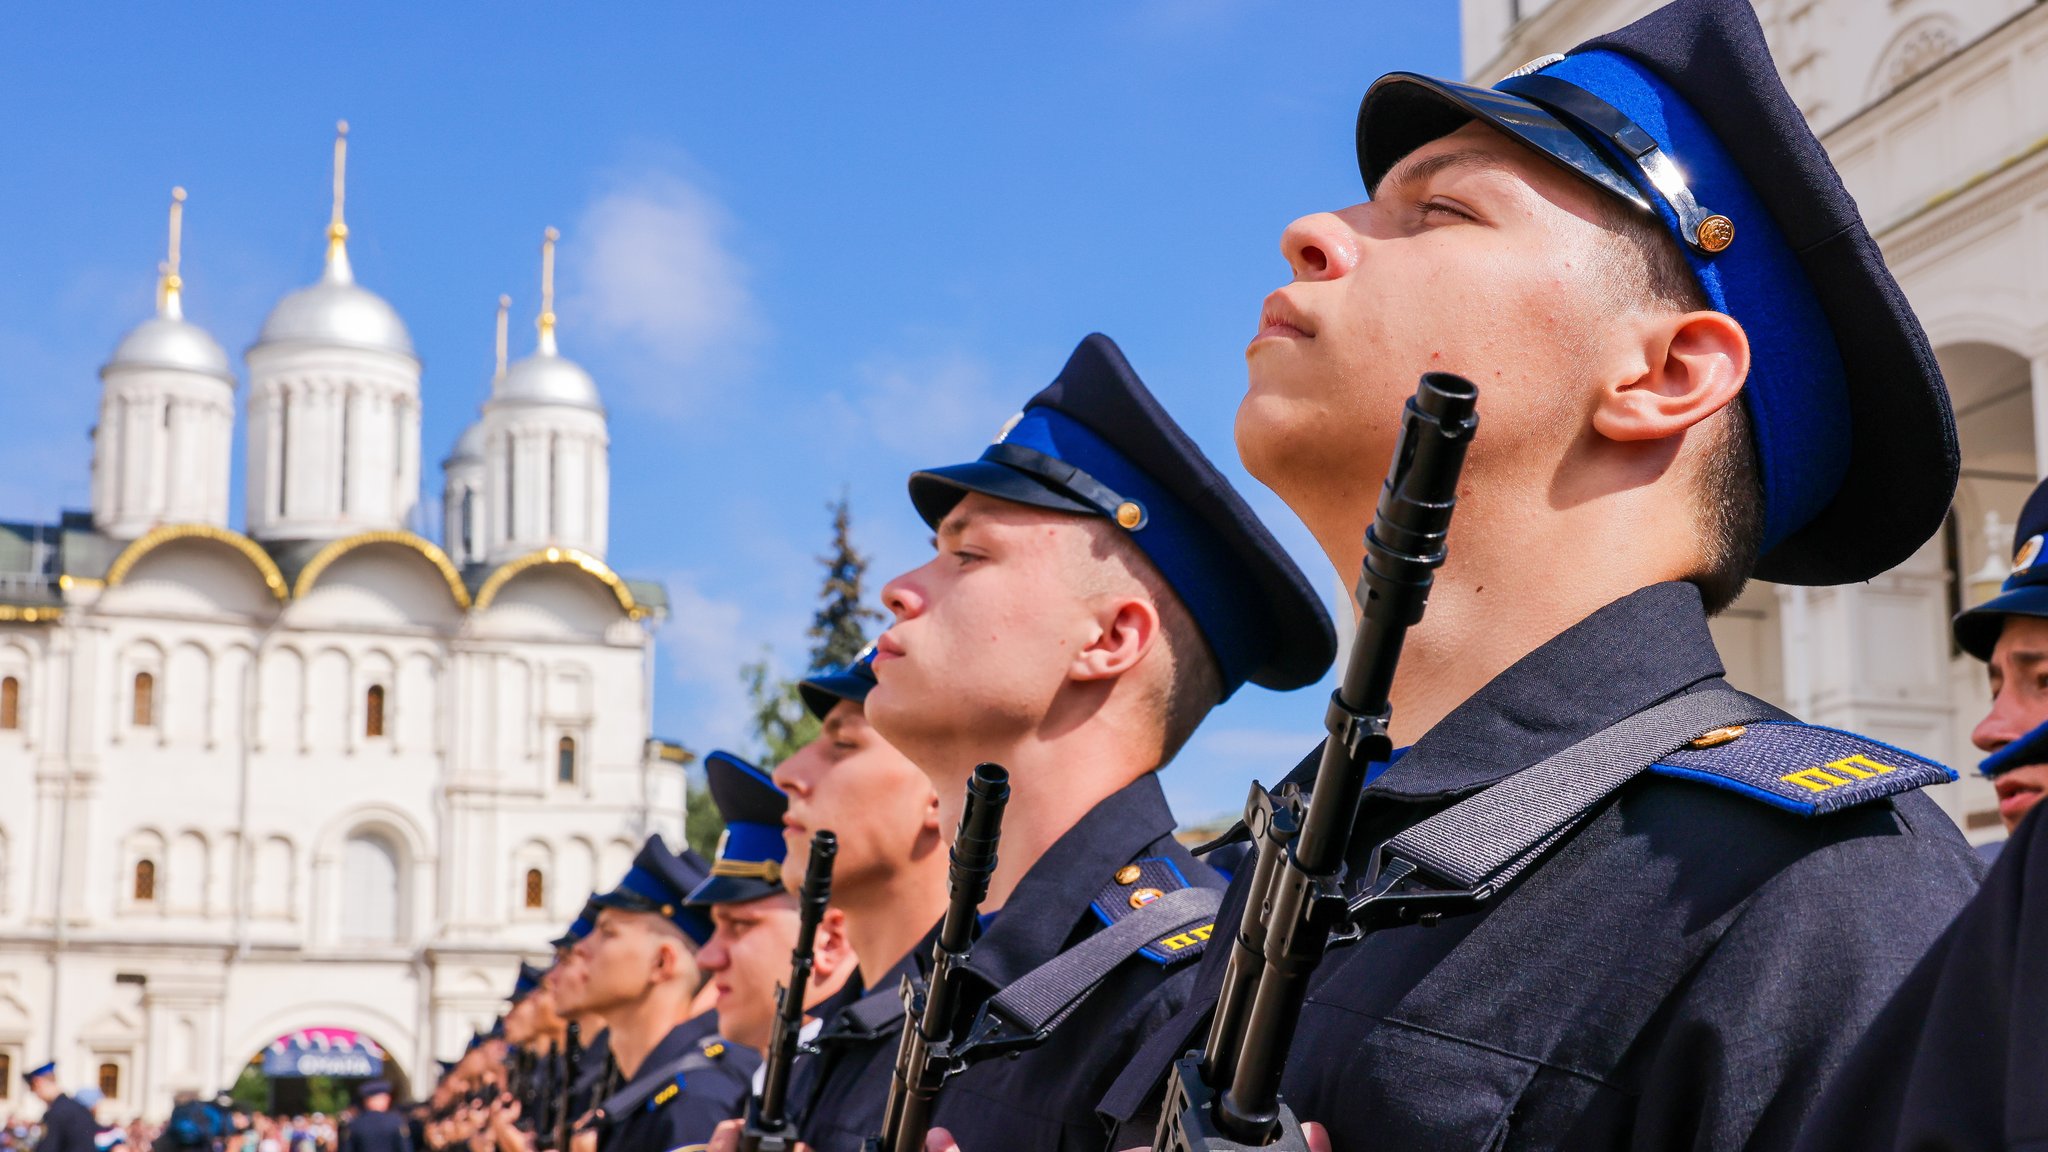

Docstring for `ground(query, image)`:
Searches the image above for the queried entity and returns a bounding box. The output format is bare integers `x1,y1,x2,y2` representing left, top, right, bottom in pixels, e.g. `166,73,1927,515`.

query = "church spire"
158,186,186,320
537,226,559,356
325,120,353,284
494,294,511,386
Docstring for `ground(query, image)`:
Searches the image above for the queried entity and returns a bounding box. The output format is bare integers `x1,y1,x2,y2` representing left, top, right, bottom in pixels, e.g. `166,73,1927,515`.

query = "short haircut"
1071,520,1224,763
1594,197,1764,614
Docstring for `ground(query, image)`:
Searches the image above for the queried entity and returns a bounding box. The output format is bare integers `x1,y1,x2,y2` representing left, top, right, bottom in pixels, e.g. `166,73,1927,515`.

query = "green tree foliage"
808,495,886,673
683,773,725,857
734,498,883,773
229,1061,270,1113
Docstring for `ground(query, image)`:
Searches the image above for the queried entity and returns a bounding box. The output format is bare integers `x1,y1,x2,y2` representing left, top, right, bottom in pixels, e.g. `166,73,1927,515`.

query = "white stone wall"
92,365,236,540
244,344,423,543
480,407,610,564
0,535,680,1120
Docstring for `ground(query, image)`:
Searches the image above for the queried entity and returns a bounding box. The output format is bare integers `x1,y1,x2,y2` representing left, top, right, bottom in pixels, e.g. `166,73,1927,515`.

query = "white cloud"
566,169,758,415
828,348,1017,461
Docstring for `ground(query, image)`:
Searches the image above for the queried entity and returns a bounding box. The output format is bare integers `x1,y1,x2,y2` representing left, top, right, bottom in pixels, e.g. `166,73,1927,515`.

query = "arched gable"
105,525,287,604
474,548,645,619
290,532,470,628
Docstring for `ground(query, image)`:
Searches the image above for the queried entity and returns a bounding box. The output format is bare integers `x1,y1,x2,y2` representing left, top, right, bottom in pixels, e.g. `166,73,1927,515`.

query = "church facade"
0,129,681,1120
1465,0,2048,848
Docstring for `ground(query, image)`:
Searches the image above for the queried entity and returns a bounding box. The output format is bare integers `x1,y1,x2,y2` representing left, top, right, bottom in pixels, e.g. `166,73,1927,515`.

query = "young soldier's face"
774,702,938,893
872,494,1108,765
1238,119,1632,536
697,895,802,1052
572,909,695,1015
1976,614,2048,831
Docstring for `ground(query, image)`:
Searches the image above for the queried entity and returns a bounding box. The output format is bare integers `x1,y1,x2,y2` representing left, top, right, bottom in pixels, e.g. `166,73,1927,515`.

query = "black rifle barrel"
1157,372,1477,1150
556,1020,581,1151
873,762,1011,1152
744,830,840,1152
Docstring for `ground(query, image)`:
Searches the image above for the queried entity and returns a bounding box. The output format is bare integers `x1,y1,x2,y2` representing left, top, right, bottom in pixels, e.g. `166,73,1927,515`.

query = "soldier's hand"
568,1129,596,1152
704,1120,741,1152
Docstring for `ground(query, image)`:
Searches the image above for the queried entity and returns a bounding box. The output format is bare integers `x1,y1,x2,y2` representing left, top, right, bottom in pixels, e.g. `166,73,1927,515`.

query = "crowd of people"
22,0,2048,1147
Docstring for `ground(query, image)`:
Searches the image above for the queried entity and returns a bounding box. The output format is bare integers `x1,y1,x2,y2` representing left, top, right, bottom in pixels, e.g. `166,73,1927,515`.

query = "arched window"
97,1063,119,1098
133,859,156,902
557,736,577,784
365,685,386,738
132,671,155,728
524,868,546,910
0,676,19,730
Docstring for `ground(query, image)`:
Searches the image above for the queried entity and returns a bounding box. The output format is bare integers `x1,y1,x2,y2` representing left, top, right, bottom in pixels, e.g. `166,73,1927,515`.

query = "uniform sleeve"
1790,805,2048,1152
1628,803,1981,1152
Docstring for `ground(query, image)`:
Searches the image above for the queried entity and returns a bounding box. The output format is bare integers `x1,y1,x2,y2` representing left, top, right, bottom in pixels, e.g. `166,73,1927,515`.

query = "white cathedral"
0,125,686,1119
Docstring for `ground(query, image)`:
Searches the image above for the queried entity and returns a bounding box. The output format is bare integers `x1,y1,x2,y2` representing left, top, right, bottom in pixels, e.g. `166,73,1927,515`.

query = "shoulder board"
1650,720,1955,817
1089,855,1216,966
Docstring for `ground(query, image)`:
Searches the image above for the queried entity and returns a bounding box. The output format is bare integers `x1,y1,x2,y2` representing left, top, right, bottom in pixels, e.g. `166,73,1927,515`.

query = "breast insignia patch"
1090,856,1216,965
1651,720,1955,816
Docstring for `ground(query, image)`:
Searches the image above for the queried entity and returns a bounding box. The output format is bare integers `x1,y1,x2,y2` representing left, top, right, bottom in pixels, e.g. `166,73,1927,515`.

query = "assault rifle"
1154,372,1480,1150
555,1021,582,1151
867,763,1011,1152
742,830,840,1152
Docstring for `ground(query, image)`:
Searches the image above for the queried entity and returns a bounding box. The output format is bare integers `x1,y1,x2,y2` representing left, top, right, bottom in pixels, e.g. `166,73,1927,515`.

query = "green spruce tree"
735,497,885,769
808,494,886,673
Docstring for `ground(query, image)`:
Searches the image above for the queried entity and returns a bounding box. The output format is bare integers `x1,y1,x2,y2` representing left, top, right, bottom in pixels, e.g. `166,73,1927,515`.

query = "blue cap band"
718,821,786,866
993,406,1262,695
1503,50,1851,553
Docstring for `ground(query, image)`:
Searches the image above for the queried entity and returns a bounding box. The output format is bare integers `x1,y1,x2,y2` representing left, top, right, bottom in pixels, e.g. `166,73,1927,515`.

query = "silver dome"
255,275,416,358
103,315,234,384
447,420,486,464
498,351,602,411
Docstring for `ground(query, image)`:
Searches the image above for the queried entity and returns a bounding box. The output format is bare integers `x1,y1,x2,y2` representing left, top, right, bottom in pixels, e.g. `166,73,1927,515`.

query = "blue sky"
0,3,1458,824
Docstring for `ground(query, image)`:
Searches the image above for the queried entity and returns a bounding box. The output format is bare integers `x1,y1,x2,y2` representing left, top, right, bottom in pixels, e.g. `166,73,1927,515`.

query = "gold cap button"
1696,215,1735,253
1114,864,1142,885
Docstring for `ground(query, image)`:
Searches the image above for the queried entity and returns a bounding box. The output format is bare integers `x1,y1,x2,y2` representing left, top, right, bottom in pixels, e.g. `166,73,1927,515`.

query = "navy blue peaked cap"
688,751,790,906
589,834,714,945
907,333,1336,699
549,894,602,949
508,962,547,1004
799,644,878,720
23,1061,53,1085
1355,0,1956,587
1954,479,2048,661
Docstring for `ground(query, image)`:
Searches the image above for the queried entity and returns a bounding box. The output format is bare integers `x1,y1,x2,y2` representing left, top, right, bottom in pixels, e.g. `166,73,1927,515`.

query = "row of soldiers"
419,0,2048,1148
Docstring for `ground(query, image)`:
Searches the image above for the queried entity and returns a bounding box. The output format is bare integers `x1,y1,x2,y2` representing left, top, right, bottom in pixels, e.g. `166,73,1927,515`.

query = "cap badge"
1129,887,1164,909
2016,534,2044,572
993,412,1025,444
1114,864,1142,885
1695,214,1735,254
1115,501,1146,530
1688,725,1748,749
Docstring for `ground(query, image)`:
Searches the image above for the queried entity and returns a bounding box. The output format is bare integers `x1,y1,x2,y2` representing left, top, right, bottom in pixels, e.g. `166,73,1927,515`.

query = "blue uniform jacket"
929,771,1222,1152
595,1014,756,1152
789,951,916,1152
38,1095,97,1152
1792,798,2048,1150
1100,582,1984,1151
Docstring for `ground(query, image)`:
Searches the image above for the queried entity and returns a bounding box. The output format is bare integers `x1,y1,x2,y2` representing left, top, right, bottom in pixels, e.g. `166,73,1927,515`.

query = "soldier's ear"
813,908,856,983
1070,596,1160,684
1592,309,1748,446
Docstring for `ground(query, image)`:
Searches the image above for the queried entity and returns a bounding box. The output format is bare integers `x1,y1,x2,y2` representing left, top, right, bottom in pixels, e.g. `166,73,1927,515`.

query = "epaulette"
644,1040,724,1114
1089,856,1216,965
1650,720,1955,816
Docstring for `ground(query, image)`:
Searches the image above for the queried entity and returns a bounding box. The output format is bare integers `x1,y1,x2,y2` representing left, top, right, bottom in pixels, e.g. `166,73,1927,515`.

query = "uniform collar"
632,1013,715,1081
1364,582,1726,801
962,772,1178,991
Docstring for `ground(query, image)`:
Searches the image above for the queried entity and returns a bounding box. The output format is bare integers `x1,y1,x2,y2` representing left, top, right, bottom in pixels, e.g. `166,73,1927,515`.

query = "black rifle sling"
984,885,1223,1038
1385,687,1772,892
595,1047,725,1121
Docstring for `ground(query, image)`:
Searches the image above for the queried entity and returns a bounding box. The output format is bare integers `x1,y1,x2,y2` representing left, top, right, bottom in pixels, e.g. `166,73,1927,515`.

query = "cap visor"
1358,72,1648,212
798,673,868,721
908,461,1098,529
684,875,784,907
1955,584,2048,660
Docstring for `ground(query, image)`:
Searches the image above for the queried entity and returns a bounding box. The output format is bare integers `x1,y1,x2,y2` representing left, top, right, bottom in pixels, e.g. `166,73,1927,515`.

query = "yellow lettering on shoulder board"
652,1083,679,1108
1160,923,1216,952
1781,752,1898,794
